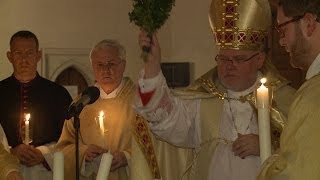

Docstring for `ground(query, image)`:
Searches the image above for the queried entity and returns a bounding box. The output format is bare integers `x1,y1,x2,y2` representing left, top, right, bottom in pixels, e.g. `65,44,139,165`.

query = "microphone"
67,86,100,119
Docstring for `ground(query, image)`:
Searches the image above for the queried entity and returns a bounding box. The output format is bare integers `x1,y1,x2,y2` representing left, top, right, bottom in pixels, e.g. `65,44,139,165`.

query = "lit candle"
53,151,64,180
98,111,104,137
257,78,271,164
257,78,269,108
96,151,113,180
25,113,31,145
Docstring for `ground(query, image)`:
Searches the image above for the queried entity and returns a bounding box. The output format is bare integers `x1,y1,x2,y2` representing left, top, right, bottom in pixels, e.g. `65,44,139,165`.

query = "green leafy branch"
129,0,175,35
129,0,175,61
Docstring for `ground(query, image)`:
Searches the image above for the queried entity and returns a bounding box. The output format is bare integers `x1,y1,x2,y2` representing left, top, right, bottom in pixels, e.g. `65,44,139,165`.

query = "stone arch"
50,60,94,85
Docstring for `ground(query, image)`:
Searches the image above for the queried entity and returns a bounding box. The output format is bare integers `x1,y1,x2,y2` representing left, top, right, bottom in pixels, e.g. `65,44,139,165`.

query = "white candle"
257,78,272,164
24,113,31,145
96,151,113,180
53,152,64,180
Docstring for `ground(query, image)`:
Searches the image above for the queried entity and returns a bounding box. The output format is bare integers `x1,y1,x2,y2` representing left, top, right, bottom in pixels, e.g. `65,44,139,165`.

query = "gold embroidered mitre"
209,0,271,50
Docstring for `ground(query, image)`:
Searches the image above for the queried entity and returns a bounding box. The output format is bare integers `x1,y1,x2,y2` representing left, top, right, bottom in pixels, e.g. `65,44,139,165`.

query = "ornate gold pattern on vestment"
133,115,161,179
209,0,271,50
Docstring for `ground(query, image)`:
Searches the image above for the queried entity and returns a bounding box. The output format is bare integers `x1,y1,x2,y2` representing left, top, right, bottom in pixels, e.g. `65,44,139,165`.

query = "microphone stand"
72,105,84,180
74,114,80,180
67,86,100,180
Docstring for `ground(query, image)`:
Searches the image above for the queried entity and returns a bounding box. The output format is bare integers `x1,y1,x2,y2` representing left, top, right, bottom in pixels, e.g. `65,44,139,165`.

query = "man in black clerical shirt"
0,30,72,179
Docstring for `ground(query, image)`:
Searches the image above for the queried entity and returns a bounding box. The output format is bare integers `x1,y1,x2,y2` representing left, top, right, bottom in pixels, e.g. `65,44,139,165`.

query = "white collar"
306,53,320,80
227,72,262,98
96,80,124,99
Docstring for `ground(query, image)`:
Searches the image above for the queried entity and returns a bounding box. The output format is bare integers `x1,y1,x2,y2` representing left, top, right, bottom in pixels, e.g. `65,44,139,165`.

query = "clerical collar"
306,53,320,80
11,73,40,86
96,80,124,99
227,72,262,99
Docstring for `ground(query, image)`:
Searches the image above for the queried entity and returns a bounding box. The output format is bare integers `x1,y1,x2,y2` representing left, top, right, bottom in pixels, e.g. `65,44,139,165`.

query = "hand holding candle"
256,78,272,164
24,113,31,145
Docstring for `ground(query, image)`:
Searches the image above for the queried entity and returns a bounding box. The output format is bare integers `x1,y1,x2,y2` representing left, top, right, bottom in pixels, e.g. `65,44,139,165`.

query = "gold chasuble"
56,78,134,180
132,115,194,180
0,139,20,180
0,124,19,179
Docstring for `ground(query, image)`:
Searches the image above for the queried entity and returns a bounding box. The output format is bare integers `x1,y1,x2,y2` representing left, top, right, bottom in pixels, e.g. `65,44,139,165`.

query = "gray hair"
89,39,126,62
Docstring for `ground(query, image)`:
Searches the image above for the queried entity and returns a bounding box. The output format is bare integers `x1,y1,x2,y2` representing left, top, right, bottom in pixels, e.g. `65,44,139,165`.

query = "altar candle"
53,151,64,180
257,78,271,164
25,113,31,145
96,151,113,180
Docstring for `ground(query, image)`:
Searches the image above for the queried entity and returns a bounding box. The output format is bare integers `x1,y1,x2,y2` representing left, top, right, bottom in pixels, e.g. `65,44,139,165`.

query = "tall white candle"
53,152,64,180
257,78,272,164
25,113,31,145
96,151,113,180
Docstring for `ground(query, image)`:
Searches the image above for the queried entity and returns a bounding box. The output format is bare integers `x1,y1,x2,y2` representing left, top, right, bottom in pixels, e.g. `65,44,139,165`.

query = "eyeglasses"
275,15,305,38
93,60,125,70
215,53,259,65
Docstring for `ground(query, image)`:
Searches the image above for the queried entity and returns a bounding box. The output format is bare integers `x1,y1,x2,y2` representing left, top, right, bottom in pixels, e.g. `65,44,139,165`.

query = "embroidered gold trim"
133,115,161,179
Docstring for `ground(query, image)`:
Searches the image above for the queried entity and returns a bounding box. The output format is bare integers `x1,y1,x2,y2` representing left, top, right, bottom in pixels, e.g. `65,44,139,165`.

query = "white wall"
0,0,217,82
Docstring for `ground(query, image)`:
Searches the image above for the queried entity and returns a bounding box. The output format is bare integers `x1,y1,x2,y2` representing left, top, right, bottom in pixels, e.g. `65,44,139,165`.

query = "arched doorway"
55,67,89,98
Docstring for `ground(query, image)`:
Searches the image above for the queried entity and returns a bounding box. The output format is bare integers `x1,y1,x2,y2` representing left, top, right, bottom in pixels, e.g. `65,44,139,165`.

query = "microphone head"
82,86,100,104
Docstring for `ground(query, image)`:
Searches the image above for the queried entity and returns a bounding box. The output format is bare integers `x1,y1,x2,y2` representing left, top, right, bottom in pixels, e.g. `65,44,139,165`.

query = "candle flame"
98,111,105,135
99,111,104,118
260,78,267,85
25,113,31,121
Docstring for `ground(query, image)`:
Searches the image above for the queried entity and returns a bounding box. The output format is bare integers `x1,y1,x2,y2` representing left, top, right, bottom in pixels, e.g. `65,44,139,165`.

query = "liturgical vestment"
258,54,320,180
56,77,134,180
133,66,296,180
0,124,20,180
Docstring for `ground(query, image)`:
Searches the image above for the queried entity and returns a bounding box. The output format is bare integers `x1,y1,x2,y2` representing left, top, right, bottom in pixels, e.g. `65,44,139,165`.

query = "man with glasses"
133,0,296,179
57,40,133,180
258,0,320,179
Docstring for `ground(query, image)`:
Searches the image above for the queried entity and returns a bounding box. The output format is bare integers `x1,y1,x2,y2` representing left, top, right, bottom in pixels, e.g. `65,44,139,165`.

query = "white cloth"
20,142,56,180
0,124,10,152
97,80,124,99
209,87,260,180
306,53,320,80
138,71,160,93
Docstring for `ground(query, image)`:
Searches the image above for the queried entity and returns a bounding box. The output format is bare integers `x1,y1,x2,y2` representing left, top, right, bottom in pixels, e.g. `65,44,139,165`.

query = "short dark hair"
9,30,39,48
278,0,320,18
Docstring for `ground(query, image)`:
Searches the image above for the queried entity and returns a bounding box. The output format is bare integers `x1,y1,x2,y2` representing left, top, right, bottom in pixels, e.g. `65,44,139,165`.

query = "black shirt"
0,74,72,147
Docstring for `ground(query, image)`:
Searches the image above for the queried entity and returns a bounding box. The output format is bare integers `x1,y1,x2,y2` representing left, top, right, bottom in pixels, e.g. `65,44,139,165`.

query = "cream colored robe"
134,67,296,180
131,115,194,180
0,125,20,180
258,74,320,180
56,78,134,180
